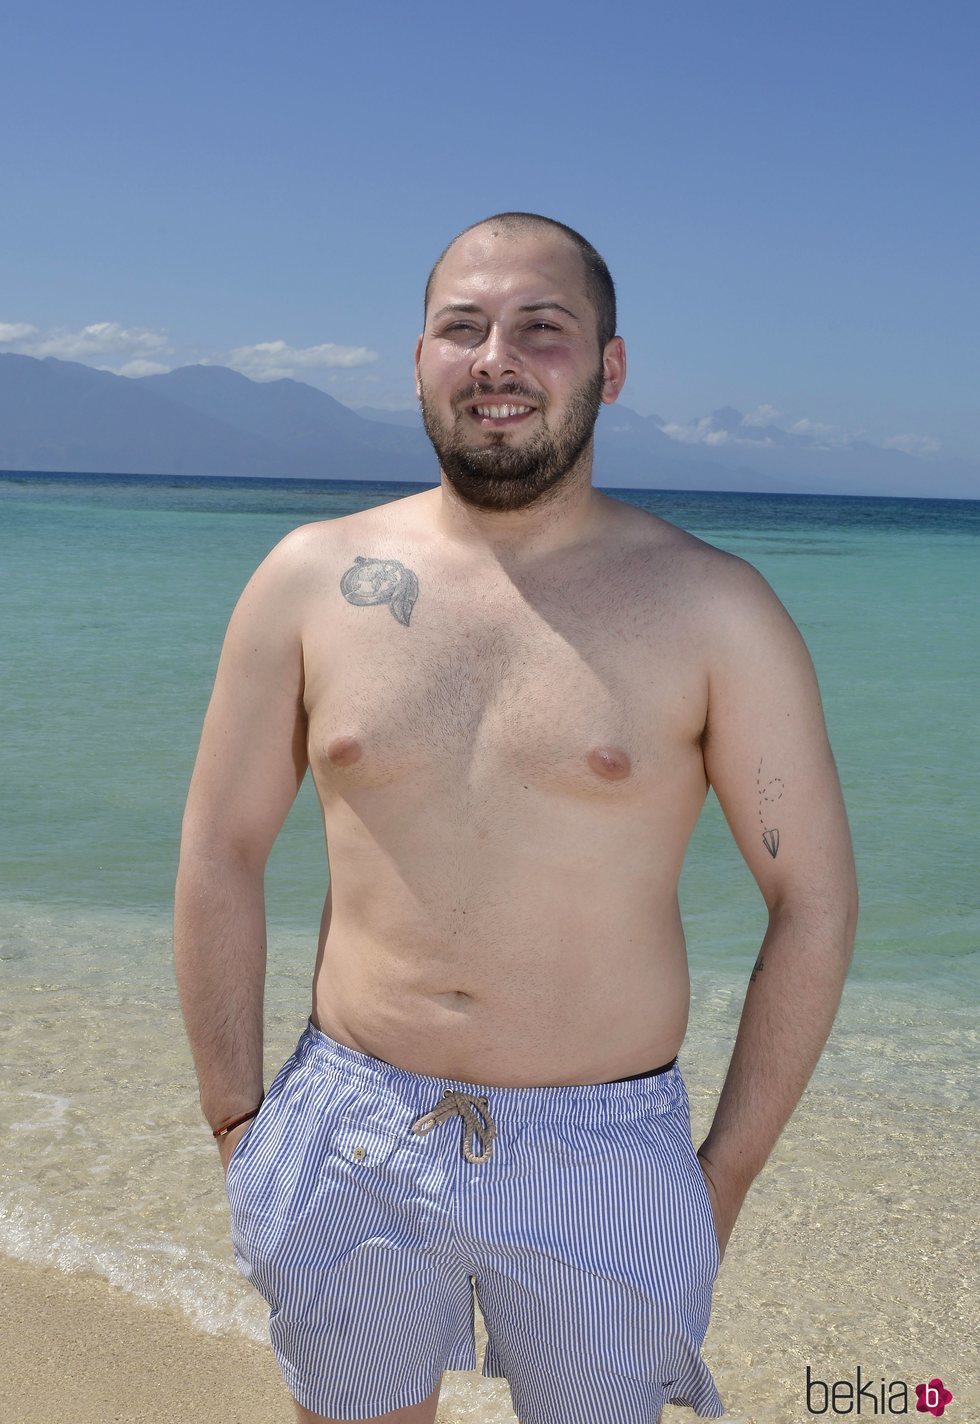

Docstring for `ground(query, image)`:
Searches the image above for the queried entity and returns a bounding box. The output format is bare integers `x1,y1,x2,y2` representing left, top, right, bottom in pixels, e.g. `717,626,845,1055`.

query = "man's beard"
419,368,604,512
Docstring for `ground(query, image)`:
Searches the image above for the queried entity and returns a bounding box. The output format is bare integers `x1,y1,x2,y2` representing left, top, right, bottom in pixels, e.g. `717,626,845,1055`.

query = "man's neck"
431,467,609,566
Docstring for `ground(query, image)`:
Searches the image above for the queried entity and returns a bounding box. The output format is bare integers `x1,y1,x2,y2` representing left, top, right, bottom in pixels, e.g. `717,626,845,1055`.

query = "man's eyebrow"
430,300,580,322
518,301,580,321
431,302,482,321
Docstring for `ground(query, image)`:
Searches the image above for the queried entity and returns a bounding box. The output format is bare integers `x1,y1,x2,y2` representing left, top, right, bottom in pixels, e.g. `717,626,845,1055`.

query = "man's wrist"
697,1136,762,1198
211,1101,264,1138
202,1086,265,1135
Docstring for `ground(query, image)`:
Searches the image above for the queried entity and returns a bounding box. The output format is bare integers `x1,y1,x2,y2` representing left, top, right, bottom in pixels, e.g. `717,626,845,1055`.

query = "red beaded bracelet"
212,1104,262,1138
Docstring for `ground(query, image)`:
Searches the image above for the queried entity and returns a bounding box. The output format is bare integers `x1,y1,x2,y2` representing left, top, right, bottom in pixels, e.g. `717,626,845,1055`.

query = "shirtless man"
174,212,858,1424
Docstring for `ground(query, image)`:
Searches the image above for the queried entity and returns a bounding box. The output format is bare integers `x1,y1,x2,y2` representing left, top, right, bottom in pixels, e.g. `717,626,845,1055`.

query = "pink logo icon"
915,1378,953,1416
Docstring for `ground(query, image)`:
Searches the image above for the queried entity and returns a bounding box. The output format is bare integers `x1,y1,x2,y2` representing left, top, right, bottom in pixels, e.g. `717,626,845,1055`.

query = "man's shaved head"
424,212,617,351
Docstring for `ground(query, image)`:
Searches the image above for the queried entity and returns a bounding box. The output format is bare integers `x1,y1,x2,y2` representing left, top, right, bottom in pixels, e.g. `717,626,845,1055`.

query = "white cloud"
1,320,378,390
882,432,942,457
661,408,857,451
743,404,781,427
661,417,729,445
0,322,38,343
789,418,849,447
1,320,174,363
660,408,941,457
660,421,698,443
224,339,378,381
30,322,172,360
113,358,172,378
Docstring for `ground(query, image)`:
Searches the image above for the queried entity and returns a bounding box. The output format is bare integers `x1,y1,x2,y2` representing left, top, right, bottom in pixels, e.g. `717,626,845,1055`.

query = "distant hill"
595,403,979,499
0,355,434,482
354,405,422,427
1,353,976,497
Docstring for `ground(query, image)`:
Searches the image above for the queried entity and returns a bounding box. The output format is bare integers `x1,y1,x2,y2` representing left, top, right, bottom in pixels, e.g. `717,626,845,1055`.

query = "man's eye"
445,322,478,333
528,322,559,332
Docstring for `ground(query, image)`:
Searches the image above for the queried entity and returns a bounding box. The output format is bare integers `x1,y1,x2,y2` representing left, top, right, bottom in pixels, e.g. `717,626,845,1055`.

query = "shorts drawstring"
411,1088,497,1163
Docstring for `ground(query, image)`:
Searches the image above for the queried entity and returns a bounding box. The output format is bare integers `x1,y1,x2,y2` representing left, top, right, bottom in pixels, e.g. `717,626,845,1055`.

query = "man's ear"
600,335,627,404
414,334,423,398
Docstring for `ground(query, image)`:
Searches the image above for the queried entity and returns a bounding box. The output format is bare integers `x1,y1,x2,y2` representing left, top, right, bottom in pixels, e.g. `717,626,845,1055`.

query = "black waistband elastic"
608,1056,678,1083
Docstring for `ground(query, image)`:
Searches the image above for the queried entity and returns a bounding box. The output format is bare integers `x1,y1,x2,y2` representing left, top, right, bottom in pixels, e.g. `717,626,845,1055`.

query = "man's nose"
470,324,521,383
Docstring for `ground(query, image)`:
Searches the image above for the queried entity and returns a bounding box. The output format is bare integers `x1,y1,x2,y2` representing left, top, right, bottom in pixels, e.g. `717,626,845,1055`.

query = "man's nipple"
326,734,363,767
586,745,631,780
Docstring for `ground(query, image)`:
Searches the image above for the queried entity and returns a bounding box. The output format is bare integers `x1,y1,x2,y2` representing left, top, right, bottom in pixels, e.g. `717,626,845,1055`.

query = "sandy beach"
0,1256,291,1424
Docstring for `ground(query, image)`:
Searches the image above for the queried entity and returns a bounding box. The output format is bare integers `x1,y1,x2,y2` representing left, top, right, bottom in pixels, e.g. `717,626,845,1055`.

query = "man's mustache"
453,384,545,411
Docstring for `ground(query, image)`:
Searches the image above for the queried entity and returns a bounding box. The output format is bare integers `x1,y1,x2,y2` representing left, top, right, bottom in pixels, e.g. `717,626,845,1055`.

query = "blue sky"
2,0,978,478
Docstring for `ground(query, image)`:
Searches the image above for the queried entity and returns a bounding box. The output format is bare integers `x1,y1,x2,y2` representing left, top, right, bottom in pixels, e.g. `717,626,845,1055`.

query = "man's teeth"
475,404,532,418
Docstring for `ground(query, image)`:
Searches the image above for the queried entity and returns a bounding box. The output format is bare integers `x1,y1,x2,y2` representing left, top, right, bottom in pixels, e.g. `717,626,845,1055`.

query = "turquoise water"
1,472,977,1422
2,472,977,989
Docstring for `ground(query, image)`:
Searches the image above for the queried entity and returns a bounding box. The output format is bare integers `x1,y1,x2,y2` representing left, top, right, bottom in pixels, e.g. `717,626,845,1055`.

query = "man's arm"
697,556,858,1255
173,528,311,1168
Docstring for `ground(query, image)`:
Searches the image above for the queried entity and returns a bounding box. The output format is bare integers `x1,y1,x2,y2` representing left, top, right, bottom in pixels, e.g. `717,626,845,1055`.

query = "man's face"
415,227,623,512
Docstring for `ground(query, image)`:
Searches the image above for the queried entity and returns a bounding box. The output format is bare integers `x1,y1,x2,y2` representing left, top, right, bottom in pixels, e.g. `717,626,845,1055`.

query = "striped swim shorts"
226,1020,724,1422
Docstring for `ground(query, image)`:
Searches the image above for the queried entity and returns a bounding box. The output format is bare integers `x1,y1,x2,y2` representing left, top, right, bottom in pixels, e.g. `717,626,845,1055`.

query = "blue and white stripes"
226,1020,724,1421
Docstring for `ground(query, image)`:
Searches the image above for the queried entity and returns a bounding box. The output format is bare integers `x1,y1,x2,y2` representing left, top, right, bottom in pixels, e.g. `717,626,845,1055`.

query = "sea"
1,472,977,1423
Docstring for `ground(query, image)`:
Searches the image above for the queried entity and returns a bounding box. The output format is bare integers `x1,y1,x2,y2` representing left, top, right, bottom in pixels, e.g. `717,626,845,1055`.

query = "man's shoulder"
609,497,764,588
676,540,806,667
259,494,416,570
608,502,798,655
680,537,792,639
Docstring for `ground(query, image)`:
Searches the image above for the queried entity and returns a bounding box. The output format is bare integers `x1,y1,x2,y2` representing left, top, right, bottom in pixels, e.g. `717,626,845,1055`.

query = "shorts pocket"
224,1052,300,1188
686,1139,722,1274
650,1100,722,1283
224,1098,271,1179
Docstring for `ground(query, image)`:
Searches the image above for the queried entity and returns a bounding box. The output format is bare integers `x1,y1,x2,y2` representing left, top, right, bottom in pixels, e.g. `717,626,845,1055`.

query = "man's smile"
470,404,532,424
465,399,538,429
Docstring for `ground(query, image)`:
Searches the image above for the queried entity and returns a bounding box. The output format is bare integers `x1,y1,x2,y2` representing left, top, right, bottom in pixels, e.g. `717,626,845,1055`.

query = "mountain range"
1,353,975,498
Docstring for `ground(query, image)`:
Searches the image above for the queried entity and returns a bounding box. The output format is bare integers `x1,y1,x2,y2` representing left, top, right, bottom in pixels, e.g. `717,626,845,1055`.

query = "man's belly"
311,920,691,1088
308,759,704,1086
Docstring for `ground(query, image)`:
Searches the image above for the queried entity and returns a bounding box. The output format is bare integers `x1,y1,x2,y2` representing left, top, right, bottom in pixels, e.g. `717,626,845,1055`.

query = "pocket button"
334,1120,403,1168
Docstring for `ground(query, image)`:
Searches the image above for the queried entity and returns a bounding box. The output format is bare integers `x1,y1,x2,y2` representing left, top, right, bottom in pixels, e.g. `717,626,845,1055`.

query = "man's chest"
301,557,708,802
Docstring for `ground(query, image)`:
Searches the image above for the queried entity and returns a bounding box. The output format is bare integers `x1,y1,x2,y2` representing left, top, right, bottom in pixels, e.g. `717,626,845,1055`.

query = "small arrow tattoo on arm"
757,758,784,859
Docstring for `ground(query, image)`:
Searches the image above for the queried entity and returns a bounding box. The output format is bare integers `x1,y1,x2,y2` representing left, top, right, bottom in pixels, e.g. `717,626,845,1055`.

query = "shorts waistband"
296,1019,686,1127
612,1058,677,1082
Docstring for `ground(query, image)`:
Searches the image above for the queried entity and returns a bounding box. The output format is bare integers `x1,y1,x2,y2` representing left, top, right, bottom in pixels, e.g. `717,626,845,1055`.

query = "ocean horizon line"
2,466,978,508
